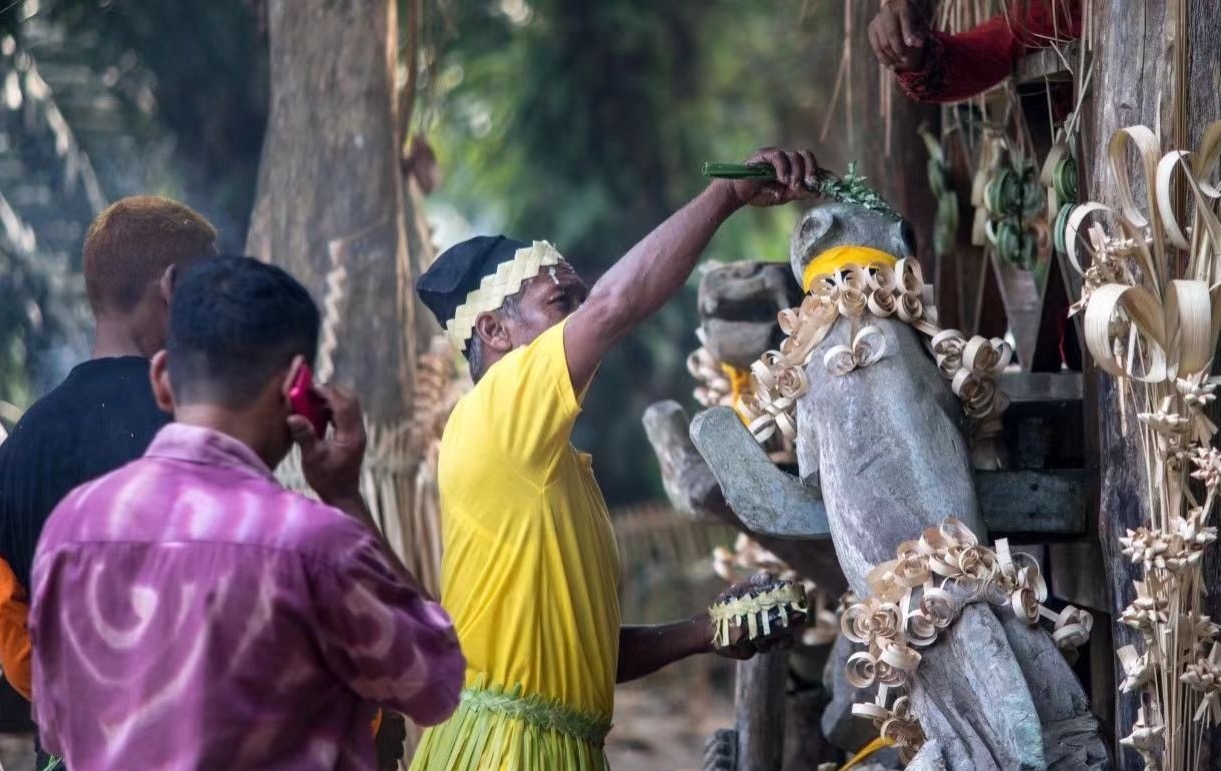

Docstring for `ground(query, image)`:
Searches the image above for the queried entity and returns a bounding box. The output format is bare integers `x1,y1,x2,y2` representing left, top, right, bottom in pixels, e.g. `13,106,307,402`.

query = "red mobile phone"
288,364,331,438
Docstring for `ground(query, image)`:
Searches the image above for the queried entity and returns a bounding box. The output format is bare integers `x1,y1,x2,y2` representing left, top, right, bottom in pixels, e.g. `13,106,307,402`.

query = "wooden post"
735,649,789,771
1084,2,1219,767
783,689,832,771
245,4,439,764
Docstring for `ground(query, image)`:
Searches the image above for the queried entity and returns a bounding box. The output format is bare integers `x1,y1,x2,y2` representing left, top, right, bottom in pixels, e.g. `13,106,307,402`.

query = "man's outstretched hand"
726,148,820,208
288,383,367,509
869,0,933,72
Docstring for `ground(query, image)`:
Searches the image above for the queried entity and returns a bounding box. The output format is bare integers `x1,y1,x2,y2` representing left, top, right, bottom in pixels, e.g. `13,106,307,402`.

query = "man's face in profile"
503,260,589,350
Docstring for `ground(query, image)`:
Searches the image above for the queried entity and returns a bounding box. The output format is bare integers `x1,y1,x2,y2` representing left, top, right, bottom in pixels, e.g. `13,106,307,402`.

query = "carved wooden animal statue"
647,203,1109,771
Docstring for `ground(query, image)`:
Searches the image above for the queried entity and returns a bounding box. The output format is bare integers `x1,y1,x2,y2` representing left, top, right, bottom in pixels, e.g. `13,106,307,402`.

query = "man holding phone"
411,147,818,770
29,256,463,769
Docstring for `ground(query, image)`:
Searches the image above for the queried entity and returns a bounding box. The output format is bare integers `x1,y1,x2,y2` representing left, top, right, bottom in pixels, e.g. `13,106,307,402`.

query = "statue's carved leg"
909,605,1045,771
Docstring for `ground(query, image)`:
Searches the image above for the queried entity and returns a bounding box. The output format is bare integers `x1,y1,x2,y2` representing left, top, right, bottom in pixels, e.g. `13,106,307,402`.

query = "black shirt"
0,356,169,593
0,357,167,732
0,357,168,733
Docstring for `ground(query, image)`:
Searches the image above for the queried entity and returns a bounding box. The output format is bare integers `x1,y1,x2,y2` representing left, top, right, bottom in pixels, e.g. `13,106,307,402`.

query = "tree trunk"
245,6,437,764
245,0,416,424
1083,2,1217,768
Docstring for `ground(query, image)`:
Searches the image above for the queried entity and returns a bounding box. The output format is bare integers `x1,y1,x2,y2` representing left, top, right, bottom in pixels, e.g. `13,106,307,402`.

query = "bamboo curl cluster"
739,258,1013,444
1068,122,1221,771
842,518,1093,762
686,344,735,410
686,332,795,462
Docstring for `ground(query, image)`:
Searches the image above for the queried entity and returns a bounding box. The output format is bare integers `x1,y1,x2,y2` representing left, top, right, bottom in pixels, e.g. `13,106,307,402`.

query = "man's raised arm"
563,147,818,391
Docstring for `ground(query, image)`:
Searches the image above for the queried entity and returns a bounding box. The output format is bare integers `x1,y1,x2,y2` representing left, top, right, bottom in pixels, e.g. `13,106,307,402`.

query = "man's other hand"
727,148,820,208
289,384,367,508
869,0,932,72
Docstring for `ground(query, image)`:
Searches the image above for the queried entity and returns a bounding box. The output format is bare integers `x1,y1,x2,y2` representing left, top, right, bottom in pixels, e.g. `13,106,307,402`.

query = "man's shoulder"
439,386,492,452
0,380,76,448
41,458,364,551
0,364,165,467
437,390,511,479
42,453,154,521
281,493,374,548
190,480,376,565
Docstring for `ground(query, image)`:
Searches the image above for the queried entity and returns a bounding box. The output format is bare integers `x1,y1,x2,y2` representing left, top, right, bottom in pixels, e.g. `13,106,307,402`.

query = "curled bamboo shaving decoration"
687,342,734,410
740,259,1012,445
842,517,1092,762
686,328,795,463
823,325,887,377
1067,121,1221,771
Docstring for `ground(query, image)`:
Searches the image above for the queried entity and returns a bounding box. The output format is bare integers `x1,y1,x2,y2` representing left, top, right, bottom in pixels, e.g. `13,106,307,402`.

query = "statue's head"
697,261,803,368
790,203,917,287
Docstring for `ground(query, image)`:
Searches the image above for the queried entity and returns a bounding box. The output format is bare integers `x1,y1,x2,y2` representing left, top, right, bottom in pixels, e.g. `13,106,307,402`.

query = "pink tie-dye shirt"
29,424,464,771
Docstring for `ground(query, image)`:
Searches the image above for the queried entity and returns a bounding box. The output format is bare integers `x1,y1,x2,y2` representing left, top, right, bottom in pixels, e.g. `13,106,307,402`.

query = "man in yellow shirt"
411,147,818,770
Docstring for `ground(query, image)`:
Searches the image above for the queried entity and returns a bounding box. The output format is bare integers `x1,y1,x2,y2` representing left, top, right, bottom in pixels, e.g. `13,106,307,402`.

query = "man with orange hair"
0,196,217,769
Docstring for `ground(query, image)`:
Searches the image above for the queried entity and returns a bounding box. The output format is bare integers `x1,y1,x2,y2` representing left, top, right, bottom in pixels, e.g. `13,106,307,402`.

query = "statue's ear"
892,218,918,259
791,207,840,273
796,208,838,251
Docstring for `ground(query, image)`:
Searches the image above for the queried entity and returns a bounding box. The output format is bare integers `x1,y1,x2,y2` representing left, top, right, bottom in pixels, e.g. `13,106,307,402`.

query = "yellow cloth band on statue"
801,245,898,292
721,363,753,426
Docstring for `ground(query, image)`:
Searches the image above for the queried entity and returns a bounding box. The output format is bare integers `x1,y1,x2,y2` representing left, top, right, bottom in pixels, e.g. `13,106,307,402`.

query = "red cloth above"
897,0,1082,103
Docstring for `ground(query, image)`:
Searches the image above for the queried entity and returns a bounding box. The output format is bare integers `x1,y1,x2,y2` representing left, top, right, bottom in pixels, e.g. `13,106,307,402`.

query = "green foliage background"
1,0,838,503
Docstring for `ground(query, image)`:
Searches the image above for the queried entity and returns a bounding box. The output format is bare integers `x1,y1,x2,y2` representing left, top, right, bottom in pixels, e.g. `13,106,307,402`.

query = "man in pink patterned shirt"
29,256,464,770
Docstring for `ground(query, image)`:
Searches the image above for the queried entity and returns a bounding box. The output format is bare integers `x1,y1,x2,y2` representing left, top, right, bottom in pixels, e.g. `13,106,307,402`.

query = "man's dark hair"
168,256,320,406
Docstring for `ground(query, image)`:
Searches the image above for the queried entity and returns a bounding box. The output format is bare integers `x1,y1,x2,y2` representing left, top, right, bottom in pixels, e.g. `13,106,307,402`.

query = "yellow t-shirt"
410,319,620,770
